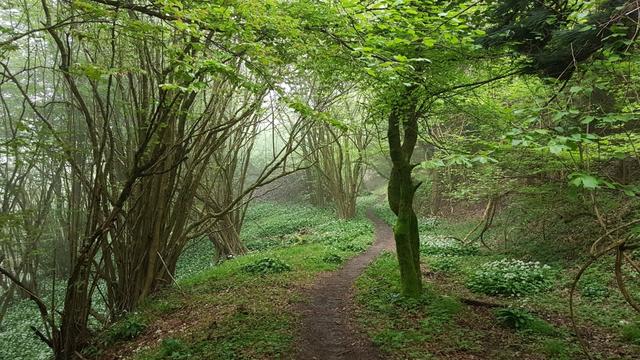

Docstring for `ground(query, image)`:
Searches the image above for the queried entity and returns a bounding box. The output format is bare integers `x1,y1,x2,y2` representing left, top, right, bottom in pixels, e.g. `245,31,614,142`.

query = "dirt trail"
296,210,395,360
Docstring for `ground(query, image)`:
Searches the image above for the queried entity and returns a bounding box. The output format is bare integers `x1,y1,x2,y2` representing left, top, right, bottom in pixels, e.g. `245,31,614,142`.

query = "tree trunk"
387,88,423,297
388,165,423,297
335,192,357,219
208,213,248,262
57,257,93,359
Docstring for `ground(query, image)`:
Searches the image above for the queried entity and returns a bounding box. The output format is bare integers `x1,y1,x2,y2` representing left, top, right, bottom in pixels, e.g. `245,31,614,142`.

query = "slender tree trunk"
387,89,422,297
57,256,93,359
430,169,441,215
335,192,357,219
209,230,247,262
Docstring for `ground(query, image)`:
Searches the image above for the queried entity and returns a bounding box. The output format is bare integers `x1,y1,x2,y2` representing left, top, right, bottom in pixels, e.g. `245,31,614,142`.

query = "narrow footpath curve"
296,210,395,360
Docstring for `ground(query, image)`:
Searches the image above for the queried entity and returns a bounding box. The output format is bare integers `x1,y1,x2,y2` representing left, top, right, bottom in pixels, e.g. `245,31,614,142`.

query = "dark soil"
295,210,395,360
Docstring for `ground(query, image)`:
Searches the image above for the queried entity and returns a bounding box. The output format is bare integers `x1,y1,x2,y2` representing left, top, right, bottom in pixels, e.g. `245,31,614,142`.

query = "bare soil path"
295,210,395,360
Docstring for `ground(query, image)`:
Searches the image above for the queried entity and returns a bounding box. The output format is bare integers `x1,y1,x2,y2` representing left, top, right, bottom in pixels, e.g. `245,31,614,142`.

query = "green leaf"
393,55,408,62
421,38,435,47
548,144,567,154
569,173,600,189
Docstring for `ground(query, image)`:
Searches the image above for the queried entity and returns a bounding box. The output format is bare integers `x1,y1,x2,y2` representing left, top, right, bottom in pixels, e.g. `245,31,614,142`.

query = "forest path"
295,210,395,360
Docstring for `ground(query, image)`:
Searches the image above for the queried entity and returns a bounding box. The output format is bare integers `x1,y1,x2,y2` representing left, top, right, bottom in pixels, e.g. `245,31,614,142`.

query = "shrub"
621,322,640,344
495,307,535,330
420,236,479,256
337,242,367,252
158,338,191,359
541,339,572,359
241,258,292,275
494,307,557,335
429,257,459,273
322,253,343,264
107,314,147,342
579,276,609,299
467,259,554,296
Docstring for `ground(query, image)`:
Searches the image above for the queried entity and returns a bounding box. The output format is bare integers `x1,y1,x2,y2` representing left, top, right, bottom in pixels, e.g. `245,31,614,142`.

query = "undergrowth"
100,200,374,360
355,252,464,359
356,207,640,360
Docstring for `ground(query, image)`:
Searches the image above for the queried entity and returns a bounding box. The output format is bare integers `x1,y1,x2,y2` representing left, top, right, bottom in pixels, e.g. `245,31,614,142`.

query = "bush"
429,257,459,273
107,314,147,342
621,322,640,345
322,253,343,264
467,259,554,296
337,242,367,252
495,307,535,330
420,236,479,256
158,338,191,359
494,307,556,335
241,258,292,275
579,275,610,299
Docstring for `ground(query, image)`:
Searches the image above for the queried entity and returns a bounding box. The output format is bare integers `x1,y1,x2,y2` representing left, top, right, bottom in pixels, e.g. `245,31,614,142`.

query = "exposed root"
463,196,499,249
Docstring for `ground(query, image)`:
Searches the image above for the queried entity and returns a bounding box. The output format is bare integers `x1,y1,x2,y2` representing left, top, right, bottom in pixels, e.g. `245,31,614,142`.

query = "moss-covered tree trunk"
387,90,423,297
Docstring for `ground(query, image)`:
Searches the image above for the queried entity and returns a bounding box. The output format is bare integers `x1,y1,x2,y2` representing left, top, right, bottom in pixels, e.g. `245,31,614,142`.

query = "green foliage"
107,314,147,342
429,257,459,273
131,199,376,360
364,194,437,232
241,257,292,275
494,307,535,330
420,236,479,257
145,297,183,315
175,237,216,279
540,339,573,360
336,242,367,252
467,259,554,296
158,338,191,360
621,322,640,345
321,253,343,264
483,0,632,78
362,195,396,226
242,202,335,247
356,253,463,358
0,298,55,360
579,276,610,300
494,307,557,335
316,220,372,244
242,202,372,254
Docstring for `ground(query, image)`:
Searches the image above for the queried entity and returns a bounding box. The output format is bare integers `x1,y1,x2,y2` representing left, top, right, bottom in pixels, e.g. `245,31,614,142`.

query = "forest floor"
354,204,640,360
17,200,634,360
295,210,394,360
87,202,379,360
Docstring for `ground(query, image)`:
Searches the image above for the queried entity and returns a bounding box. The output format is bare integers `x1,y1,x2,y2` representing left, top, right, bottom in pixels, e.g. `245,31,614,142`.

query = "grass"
354,251,589,359
0,200,374,360
90,200,374,359
354,212,640,359
355,252,464,359
6,196,639,359
0,299,54,360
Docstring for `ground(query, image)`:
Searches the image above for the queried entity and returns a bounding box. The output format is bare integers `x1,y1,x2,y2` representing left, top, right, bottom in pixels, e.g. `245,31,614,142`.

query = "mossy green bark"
387,89,423,298
388,166,422,297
